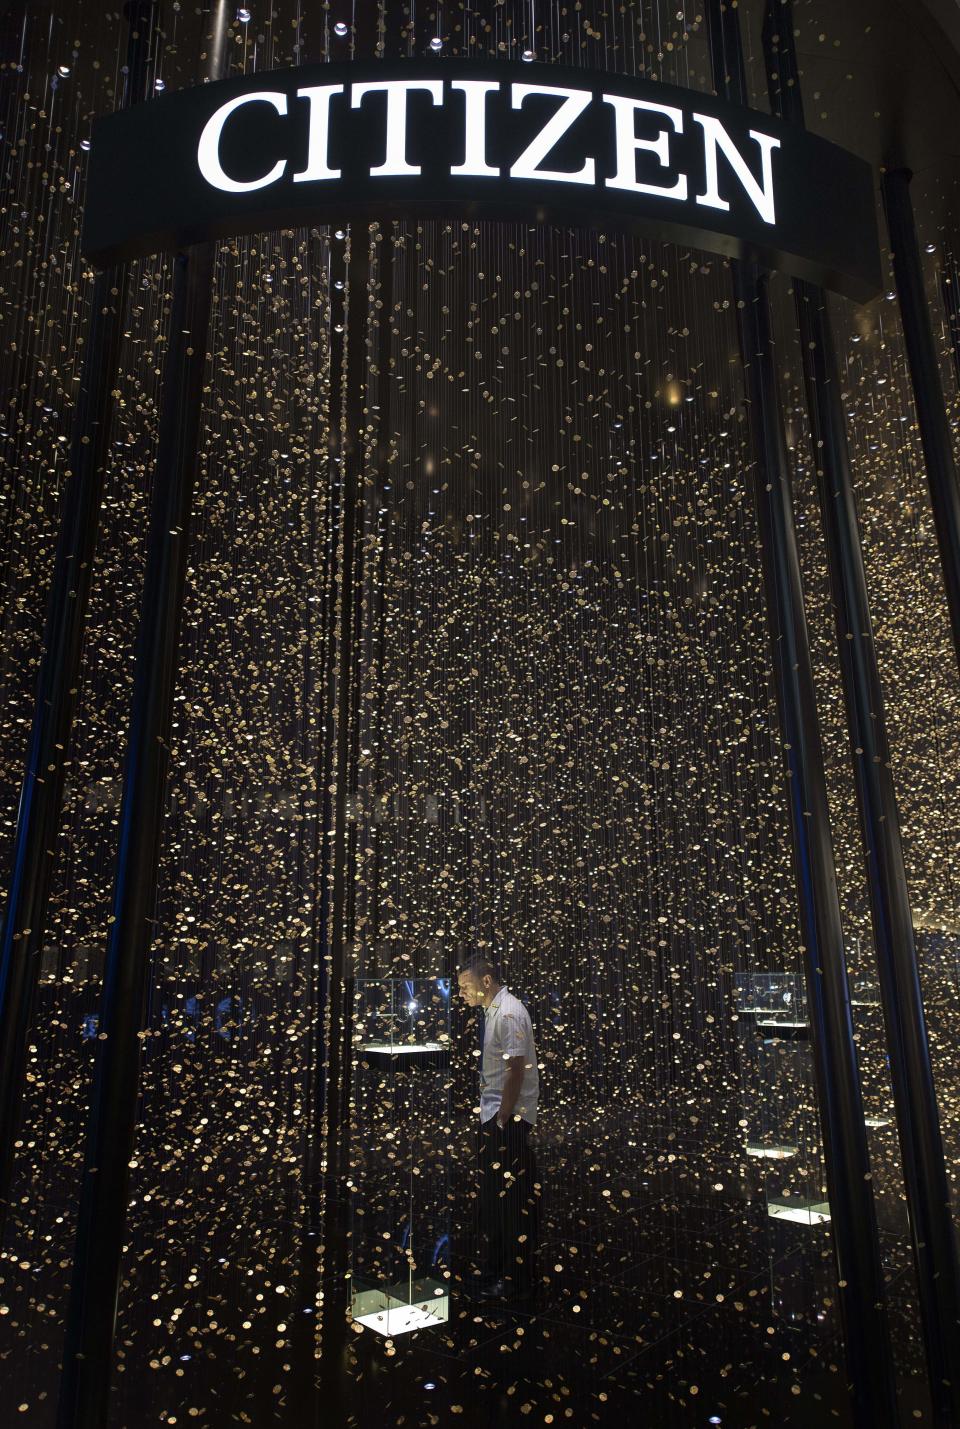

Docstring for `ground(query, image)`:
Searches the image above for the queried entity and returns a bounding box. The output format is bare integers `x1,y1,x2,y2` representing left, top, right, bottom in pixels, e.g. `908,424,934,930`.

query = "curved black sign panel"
81,59,880,302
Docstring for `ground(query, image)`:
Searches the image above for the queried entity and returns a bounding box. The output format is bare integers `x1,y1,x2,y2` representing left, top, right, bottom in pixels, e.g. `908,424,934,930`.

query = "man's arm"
497,1055,527,1126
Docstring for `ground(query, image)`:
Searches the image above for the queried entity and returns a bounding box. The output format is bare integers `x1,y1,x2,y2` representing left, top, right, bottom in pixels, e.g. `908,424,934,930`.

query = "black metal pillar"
706,6,898,1426
56,6,231,1427
882,166,960,679
0,0,161,1234
765,9,960,1424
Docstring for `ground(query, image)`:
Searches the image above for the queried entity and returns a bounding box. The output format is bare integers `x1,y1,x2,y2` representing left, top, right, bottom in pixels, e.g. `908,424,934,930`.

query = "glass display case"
349,977,453,1336
354,975,452,1069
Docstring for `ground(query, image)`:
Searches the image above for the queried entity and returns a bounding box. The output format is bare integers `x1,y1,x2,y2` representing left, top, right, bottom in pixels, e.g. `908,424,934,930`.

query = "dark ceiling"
740,0,960,235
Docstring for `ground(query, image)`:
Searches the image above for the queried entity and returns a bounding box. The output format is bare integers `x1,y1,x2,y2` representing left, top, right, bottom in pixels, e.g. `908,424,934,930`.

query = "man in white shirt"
457,956,540,1301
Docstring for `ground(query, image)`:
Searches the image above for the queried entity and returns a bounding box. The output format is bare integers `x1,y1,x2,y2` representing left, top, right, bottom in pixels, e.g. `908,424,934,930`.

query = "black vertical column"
765,9,960,1425
882,167,960,677
56,5,231,1428
0,0,160,1233
706,6,898,1426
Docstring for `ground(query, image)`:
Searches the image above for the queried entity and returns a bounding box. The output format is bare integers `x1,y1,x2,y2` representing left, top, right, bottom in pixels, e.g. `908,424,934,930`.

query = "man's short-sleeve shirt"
480,987,539,1125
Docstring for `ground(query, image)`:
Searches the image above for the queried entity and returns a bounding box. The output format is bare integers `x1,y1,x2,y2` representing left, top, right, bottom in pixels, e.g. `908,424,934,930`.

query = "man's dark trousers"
478,1117,540,1293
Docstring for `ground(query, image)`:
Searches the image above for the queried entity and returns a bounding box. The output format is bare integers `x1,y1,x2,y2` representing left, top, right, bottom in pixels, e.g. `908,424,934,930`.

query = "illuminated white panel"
352,1284,449,1338
361,1042,445,1055
767,1198,831,1226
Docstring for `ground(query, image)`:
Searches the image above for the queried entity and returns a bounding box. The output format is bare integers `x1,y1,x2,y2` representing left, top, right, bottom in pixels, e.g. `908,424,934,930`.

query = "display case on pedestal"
349,977,453,1336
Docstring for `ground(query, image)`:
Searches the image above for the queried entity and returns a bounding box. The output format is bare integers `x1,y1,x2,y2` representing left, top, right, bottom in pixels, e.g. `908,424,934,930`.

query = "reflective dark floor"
0,1117,932,1427
342,1152,931,1429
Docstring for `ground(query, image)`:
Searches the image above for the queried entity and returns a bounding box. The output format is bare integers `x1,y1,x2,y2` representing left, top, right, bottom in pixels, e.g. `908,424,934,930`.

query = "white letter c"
197,91,288,193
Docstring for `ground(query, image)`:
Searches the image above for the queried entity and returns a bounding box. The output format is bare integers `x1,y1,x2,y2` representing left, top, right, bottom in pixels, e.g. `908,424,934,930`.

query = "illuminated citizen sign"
81,60,880,301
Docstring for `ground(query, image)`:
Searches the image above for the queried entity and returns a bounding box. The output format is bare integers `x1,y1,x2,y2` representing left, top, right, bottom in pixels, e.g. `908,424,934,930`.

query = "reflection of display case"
350,978,453,1336
733,968,880,1340
735,970,808,1034
734,972,826,1223
734,967,891,1236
